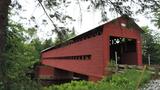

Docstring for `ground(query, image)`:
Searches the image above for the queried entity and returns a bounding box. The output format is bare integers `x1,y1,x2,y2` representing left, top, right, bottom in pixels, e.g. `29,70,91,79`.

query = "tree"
82,0,160,22
54,27,76,44
142,26,160,64
4,20,76,89
40,0,160,21
4,21,42,90
0,0,11,90
152,11,160,28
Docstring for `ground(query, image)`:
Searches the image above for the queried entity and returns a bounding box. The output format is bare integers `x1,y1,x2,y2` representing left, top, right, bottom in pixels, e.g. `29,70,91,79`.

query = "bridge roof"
41,15,143,53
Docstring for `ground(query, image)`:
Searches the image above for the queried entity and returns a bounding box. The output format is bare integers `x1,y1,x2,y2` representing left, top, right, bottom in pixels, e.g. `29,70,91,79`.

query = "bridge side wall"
41,35,104,81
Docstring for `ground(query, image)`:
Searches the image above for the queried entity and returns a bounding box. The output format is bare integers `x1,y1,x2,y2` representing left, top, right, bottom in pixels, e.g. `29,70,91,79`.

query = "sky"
11,0,159,40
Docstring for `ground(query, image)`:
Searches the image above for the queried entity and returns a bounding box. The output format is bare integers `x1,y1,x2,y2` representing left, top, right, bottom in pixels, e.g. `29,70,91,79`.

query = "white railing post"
115,51,118,65
115,51,118,72
148,54,151,66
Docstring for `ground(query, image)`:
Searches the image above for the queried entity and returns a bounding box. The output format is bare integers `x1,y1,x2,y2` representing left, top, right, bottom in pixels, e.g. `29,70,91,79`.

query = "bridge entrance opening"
109,36,137,65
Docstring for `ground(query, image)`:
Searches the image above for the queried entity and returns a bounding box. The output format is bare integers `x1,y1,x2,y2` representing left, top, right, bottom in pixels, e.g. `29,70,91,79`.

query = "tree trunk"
0,0,11,90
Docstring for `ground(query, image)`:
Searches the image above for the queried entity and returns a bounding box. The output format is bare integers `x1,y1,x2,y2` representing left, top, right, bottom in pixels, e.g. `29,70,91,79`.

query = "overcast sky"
12,0,159,40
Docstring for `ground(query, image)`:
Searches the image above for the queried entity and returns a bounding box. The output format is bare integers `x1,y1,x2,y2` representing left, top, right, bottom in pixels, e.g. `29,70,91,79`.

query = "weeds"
43,69,151,90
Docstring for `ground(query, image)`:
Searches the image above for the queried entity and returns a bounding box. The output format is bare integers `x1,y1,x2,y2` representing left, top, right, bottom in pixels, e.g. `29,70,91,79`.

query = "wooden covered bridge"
34,15,143,82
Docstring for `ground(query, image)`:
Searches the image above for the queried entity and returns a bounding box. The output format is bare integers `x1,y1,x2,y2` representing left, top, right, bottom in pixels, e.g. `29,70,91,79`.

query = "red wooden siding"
41,35,104,79
37,65,54,79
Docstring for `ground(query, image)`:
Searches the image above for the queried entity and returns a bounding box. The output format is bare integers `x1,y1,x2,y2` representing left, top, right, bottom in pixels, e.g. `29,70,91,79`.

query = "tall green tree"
4,21,42,90
3,20,76,89
142,26,160,64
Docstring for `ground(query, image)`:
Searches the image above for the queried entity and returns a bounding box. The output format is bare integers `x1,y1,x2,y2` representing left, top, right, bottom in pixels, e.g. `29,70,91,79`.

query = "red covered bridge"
36,15,143,82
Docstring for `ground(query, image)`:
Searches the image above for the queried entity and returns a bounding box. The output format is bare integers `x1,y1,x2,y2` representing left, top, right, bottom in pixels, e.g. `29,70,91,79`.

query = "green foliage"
152,11,160,28
43,69,151,90
43,81,96,90
54,28,76,45
109,59,116,67
4,21,43,89
42,0,159,19
1,20,75,89
1,20,57,89
97,69,151,90
142,26,160,64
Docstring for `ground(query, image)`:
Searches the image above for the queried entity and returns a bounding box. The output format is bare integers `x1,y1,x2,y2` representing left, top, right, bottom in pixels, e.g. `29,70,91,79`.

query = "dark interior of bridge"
109,36,137,65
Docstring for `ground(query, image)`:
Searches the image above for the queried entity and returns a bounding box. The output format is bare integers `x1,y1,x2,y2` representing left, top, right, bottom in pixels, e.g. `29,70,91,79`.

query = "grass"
43,69,151,90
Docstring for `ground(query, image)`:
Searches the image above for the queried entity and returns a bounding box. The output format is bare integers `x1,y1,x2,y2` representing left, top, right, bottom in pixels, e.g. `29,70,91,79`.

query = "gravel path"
140,80,160,90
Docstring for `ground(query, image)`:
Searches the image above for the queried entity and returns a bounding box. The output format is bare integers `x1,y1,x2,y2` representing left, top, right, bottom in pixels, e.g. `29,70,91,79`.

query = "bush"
43,69,151,90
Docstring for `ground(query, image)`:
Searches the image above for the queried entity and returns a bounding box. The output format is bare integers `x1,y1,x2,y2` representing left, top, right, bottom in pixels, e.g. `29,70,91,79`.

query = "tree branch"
37,0,58,33
77,0,83,25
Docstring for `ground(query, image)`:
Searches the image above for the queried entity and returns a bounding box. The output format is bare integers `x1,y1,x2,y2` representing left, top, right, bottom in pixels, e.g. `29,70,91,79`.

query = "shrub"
43,69,151,90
